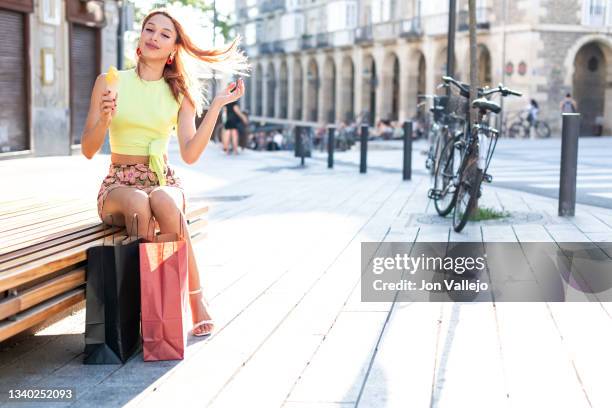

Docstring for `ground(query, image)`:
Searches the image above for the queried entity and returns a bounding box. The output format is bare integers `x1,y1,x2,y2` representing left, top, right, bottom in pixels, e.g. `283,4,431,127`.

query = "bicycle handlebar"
442,76,522,99
482,84,522,98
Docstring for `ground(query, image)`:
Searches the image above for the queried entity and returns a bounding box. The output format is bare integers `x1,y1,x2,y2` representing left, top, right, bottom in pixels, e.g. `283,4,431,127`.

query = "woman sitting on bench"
80,8,249,337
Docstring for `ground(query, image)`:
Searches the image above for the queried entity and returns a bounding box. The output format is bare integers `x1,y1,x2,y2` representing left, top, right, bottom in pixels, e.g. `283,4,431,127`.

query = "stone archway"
573,42,607,136
279,61,288,119
306,58,319,122
477,44,492,88
382,53,400,121
255,63,263,116
362,54,377,125
435,46,457,94
293,59,303,120
266,62,276,117
322,57,337,123
341,56,355,122
243,75,252,113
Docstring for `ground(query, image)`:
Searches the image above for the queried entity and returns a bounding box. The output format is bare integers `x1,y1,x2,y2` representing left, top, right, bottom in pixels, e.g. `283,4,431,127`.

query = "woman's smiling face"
139,13,177,60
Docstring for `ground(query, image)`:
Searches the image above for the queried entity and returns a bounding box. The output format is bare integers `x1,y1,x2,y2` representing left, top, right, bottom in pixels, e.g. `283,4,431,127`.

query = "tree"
468,0,479,216
133,0,233,43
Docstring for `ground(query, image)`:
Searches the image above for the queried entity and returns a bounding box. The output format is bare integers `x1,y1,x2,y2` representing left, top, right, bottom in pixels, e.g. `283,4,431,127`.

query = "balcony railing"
260,0,285,14
301,34,316,50
355,25,373,43
372,21,399,41
457,8,491,31
259,42,274,55
273,40,285,53
399,17,423,39
316,32,330,48
329,29,355,47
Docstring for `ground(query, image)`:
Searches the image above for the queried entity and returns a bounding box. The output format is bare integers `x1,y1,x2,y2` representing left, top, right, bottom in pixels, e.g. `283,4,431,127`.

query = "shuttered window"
0,9,28,153
70,24,98,146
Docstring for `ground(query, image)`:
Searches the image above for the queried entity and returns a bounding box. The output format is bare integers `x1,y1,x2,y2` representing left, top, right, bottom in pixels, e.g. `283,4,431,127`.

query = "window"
582,0,611,26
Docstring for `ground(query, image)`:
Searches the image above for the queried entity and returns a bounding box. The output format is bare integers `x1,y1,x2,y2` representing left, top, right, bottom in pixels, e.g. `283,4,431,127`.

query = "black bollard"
328,127,335,169
360,125,368,173
558,113,580,216
403,121,413,180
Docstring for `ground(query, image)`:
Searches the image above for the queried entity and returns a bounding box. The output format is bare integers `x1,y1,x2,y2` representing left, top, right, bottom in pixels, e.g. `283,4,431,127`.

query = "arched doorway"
362,55,377,125
478,44,492,88
255,63,263,116
341,56,355,122
382,53,400,121
293,60,303,120
417,53,426,98
573,42,607,136
414,51,427,122
243,75,252,113
436,47,457,92
266,62,276,117
322,57,336,123
306,58,319,122
279,61,288,119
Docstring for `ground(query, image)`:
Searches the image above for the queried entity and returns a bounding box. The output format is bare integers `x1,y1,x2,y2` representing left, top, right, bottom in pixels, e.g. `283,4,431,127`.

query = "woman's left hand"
213,79,245,107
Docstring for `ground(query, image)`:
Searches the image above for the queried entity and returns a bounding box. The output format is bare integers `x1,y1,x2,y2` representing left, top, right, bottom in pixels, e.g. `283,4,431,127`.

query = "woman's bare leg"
221,128,230,153
149,186,213,336
231,129,239,155
99,186,155,239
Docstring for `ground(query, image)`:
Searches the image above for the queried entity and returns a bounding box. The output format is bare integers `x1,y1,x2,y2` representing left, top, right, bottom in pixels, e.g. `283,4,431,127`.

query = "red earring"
166,54,174,65
136,47,142,57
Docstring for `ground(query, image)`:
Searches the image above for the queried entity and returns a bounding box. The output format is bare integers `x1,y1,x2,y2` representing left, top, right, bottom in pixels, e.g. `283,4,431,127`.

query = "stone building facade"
236,0,612,136
0,0,120,159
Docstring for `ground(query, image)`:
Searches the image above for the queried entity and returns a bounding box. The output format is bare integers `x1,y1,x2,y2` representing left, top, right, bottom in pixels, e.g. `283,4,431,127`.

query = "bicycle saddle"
472,98,501,114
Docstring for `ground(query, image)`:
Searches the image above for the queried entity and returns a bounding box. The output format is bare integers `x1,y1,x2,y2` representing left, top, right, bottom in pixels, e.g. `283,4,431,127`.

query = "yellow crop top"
109,68,184,186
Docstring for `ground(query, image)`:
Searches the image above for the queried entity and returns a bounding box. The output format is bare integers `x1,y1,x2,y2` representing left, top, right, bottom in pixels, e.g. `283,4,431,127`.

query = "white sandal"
189,287,214,337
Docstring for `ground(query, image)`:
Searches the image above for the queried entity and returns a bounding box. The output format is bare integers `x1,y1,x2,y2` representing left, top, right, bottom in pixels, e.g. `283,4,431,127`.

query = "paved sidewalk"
1,139,611,407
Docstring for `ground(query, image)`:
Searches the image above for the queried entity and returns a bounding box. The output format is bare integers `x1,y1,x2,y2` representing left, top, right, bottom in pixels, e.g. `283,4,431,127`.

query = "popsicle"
105,65,119,99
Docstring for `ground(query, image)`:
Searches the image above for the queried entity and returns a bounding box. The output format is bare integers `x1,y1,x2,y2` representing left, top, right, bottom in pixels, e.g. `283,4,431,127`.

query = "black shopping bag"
83,215,143,364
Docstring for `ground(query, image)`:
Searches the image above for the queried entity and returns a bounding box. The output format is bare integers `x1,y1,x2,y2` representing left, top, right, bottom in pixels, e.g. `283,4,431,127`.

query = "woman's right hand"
100,89,117,125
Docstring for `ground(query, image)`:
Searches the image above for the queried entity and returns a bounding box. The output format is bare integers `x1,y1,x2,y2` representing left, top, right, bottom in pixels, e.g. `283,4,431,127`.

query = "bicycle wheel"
535,121,551,138
509,122,528,139
433,136,462,216
452,155,483,233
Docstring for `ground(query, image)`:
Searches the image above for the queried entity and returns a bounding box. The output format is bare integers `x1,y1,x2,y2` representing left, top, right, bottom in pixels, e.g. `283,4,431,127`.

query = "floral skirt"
97,162,186,223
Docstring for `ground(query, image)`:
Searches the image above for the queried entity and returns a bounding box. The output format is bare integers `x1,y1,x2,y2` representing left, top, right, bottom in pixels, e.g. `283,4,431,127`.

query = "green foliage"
132,0,233,42
467,206,511,221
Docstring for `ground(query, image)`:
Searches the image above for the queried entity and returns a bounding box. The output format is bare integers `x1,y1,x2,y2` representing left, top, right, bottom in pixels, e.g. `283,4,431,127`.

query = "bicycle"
506,110,551,139
429,76,522,232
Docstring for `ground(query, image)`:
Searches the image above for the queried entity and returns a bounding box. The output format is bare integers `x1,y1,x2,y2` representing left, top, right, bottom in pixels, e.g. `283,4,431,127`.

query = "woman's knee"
121,191,153,235
149,189,185,229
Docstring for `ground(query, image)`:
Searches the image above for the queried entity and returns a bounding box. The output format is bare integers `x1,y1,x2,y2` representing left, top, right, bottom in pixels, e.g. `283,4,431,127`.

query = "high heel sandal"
189,287,214,337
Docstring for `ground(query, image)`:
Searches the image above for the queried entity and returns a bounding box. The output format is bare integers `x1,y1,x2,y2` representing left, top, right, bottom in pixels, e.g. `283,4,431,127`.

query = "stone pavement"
1,138,611,407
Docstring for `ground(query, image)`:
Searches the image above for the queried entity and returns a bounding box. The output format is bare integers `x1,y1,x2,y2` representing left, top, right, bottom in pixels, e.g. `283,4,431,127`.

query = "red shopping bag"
139,221,190,361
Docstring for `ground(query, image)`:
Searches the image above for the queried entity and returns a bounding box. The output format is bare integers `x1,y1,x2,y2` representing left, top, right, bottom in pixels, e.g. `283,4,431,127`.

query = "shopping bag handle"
101,213,117,246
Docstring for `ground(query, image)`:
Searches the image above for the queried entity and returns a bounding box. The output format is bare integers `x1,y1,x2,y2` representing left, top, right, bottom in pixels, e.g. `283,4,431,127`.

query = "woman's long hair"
137,8,250,116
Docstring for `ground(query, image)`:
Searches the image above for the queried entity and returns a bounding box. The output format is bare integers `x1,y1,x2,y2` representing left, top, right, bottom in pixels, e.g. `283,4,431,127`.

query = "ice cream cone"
105,65,119,99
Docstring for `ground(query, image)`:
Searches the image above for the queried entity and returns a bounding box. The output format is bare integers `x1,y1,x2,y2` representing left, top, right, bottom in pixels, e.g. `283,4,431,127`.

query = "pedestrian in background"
560,93,578,114
222,95,249,155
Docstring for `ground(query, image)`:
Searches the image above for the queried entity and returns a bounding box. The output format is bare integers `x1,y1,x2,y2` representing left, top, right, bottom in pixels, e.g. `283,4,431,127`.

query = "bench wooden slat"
0,198,90,221
0,289,85,343
0,228,121,273
0,268,85,321
0,218,102,256
0,208,208,292
0,207,94,234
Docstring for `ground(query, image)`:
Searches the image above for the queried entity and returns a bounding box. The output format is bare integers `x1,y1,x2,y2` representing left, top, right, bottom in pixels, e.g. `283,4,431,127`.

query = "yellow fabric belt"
148,139,167,186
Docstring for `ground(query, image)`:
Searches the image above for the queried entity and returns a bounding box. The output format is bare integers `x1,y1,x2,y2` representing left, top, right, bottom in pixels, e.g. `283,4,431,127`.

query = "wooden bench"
0,196,209,343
